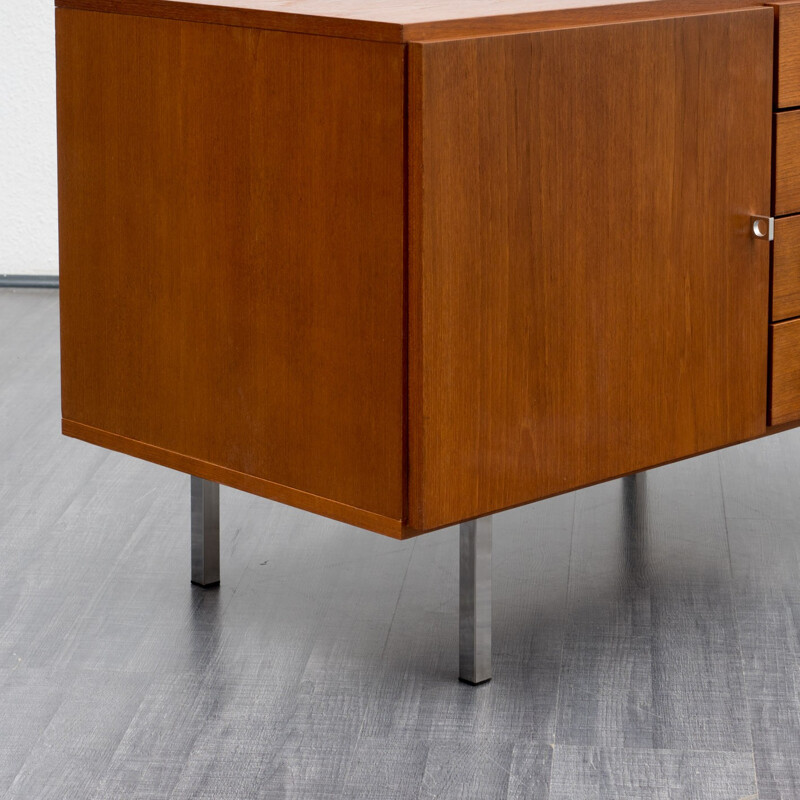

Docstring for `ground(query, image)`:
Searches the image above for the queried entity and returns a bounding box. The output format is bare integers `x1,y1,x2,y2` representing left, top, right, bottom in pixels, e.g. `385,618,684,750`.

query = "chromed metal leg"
191,476,220,587
622,472,648,586
459,516,492,685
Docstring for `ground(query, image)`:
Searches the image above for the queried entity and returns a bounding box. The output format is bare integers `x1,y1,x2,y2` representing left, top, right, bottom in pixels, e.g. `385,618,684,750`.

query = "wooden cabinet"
56,0,796,538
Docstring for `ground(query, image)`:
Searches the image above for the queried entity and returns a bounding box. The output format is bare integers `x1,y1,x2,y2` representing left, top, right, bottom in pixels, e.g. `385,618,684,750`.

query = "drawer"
770,317,800,424
772,215,800,321
775,110,800,216
774,2,800,110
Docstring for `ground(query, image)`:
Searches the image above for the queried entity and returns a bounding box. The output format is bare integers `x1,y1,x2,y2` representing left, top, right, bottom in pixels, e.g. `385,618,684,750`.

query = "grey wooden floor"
2,288,800,799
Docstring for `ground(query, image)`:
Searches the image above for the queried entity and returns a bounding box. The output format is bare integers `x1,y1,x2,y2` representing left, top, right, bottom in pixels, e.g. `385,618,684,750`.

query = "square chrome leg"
459,516,492,685
191,476,220,587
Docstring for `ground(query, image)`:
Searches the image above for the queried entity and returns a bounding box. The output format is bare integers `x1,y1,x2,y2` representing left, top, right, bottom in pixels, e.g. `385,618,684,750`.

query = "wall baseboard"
0,275,59,289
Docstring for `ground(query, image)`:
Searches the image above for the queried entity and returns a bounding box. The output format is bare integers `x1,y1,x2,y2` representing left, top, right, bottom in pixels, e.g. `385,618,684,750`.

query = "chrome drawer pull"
752,215,775,241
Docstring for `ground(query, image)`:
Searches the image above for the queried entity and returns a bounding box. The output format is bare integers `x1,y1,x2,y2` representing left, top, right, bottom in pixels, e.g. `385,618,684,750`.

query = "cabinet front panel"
57,11,406,525
409,10,773,530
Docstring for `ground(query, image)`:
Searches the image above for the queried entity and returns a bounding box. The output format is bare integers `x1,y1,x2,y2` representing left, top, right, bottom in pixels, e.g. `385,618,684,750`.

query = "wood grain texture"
772,214,800,322
775,110,800,216
408,10,773,531
559,467,751,752
770,317,800,425
57,11,406,528
549,748,757,800
55,0,762,42
728,516,800,800
772,1,800,110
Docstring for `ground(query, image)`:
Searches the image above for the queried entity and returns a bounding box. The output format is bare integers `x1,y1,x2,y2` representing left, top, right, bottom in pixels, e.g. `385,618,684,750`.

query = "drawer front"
773,215,800,321
775,110,800,216
771,318,800,424
776,2,800,110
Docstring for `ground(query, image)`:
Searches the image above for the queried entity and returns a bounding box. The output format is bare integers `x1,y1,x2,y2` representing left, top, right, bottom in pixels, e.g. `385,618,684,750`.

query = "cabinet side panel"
411,11,772,530
57,10,406,521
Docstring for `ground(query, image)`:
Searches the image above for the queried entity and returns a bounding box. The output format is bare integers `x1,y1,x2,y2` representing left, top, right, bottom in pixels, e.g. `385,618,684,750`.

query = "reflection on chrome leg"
459,516,492,685
191,476,220,587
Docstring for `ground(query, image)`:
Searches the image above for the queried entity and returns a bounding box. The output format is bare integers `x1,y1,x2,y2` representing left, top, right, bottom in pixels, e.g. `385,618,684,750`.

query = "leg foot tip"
459,675,492,686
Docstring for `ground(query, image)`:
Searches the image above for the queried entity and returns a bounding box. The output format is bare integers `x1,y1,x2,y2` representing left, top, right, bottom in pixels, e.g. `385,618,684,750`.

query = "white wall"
1,0,58,276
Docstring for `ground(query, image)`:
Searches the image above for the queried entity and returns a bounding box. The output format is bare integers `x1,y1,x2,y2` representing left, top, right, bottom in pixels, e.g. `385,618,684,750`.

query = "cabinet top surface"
52,0,752,23
56,0,769,41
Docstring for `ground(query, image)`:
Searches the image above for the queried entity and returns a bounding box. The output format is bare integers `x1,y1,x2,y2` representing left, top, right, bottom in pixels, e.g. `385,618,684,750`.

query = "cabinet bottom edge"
61,418,411,539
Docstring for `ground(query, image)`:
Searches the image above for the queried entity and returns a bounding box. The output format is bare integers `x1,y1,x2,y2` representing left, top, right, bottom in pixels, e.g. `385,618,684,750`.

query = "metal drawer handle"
752,215,775,241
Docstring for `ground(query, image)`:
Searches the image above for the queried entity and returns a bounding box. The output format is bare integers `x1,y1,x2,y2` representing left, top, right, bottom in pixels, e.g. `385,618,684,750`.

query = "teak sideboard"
57,0,800,683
